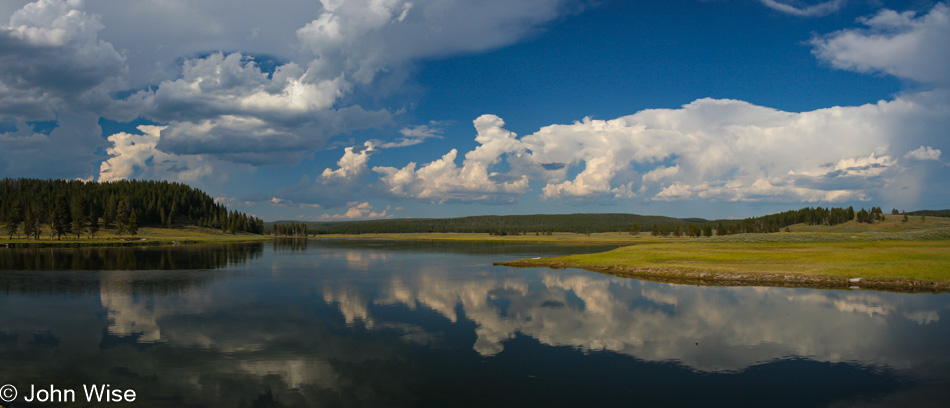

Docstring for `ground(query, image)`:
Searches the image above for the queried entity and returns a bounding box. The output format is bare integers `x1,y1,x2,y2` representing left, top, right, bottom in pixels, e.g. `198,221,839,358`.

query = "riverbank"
0,226,270,248
498,238,950,292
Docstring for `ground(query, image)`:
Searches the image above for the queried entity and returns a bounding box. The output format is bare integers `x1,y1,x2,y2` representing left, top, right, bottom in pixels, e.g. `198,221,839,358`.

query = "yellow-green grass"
502,238,950,291
1,226,270,247
511,239,949,279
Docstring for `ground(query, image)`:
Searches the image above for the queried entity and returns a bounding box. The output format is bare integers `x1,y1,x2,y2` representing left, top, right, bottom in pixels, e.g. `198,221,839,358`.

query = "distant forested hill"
270,205,913,236
907,209,950,217
270,213,711,235
1,178,263,238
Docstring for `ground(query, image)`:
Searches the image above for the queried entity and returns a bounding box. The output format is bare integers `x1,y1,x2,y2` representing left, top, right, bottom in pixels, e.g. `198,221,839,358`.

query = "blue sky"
1,0,948,221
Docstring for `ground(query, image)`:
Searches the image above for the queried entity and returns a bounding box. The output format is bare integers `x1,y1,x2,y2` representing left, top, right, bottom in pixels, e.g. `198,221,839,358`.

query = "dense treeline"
269,206,911,237
907,209,950,217
855,207,885,223
645,206,898,237
272,206,899,237
649,223,714,237
270,213,710,235
732,206,857,233
707,206,856,236
270,222,309,236
1,178,263,239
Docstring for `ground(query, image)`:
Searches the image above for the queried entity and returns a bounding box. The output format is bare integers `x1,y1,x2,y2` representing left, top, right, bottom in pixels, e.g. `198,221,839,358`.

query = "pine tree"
71,196,87,239
23,208,36,240
128,211,138,236
167,204,177,227
52,195,72,240
4,200,23,239
88,208,100,238
104,195,116,228
28,202,46,240
116,200,128,235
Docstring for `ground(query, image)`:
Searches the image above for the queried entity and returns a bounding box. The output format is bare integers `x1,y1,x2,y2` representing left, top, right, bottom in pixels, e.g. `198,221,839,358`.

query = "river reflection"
0,240,947,407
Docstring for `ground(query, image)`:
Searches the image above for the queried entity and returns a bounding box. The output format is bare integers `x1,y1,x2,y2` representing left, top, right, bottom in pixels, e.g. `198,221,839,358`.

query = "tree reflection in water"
0,243,263,295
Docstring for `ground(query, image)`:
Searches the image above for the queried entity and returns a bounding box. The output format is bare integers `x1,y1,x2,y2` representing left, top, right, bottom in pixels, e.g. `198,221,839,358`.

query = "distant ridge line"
268,213,711,235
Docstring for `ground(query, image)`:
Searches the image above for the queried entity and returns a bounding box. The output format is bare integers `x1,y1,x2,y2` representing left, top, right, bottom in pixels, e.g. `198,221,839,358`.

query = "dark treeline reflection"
0,244,263,296
0,243,263,271
0,269,217,296
273,237,309,252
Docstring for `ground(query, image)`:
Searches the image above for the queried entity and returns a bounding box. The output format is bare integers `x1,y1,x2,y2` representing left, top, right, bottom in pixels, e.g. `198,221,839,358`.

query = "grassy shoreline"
0,226,270,248
498,239,950,292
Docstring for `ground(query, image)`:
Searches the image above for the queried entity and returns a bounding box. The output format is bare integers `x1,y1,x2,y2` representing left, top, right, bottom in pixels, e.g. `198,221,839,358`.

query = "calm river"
0,240,948,407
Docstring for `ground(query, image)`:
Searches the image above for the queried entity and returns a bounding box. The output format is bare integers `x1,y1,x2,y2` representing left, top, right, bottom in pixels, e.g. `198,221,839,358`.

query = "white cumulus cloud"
0,0,126,118
318,202,392,220
373,115,530,203
98,125,246,185
270,142,378,208
523,97,913,203
356,87,948,206
811,2,950,84
904,146,942,161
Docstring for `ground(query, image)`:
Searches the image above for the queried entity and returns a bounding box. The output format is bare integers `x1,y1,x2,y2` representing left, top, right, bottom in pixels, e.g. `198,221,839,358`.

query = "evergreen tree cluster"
1,178,263,239
648,206,864,238
721,206,857,235
855,207,885,223
650,224,714,237
270,222,309,236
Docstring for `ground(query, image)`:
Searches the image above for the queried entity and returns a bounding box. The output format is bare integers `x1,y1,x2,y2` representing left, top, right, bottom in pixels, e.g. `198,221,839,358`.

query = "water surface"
1,240,948,407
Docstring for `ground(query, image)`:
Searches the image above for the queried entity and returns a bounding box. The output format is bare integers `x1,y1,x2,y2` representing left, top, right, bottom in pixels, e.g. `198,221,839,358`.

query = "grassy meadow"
503,239,950,281
498,215,950,290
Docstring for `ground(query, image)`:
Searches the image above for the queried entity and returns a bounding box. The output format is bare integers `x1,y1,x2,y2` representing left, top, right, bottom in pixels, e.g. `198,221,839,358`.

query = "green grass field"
504,239,950,282
496,216,950,290
0,226,270,247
